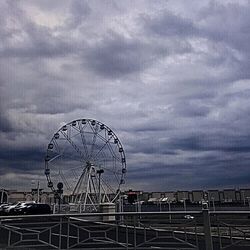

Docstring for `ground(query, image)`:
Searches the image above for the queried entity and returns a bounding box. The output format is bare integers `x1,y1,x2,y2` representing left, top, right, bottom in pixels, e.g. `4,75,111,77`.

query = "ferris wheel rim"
44,118,126,203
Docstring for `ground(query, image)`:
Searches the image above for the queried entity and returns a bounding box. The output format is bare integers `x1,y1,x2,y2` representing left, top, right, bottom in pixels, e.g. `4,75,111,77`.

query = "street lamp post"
242,191,246,206
168,201,172,223
97,169,104,204
159,199,162,212
0,189,3,204
247,197,250,210
31,180,40,202
57,182,63,214
211,197,215,212
37,181,40,203
183,198,187,212
182,192,187,212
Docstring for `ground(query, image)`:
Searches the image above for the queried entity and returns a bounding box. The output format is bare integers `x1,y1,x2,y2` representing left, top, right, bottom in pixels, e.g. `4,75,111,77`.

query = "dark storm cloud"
174,101,210,117
142,11,198,37
141,2,250,81
198,2,250,51
0,1,83,60
0,113,12,132
0,147,44,164
0,25,74,59
67,0,91,28
196,2,250,80
1,0,250,191
28,86,91,115
83,33,168,78
167,134,250,153
0,84,12,132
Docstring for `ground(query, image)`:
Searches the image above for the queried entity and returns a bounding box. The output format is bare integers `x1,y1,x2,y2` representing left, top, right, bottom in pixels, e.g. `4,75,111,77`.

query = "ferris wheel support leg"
83,167,92,211
77,172,88,203
72,168,86,203
100,179,111,203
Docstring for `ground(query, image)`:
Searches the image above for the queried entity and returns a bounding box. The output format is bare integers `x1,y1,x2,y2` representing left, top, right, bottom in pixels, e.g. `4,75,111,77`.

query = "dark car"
6,201,36,215
14,203,51,215
0,203,10,216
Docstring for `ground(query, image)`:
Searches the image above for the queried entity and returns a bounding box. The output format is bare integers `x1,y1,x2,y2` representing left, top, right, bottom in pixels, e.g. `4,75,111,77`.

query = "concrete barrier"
99,202,116,221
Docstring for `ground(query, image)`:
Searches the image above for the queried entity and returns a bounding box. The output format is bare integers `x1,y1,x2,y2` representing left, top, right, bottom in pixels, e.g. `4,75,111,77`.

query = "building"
163,192,176,202
176,191,189,202
4,190,54,204
0,189,8,203
191,190,204,203
240,189,250,204
208,190,220,202
223,189,236,202
151,192,162,199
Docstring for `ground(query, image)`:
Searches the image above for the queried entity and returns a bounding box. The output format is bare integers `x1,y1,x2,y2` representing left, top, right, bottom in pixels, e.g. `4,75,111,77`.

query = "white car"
184,215,194,220
5,201,36,215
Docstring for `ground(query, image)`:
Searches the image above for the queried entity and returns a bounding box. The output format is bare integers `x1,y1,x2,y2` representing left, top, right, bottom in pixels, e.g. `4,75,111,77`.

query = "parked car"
14,203,51,215
184,214,194,220
5,201,36,215
0,203,10,216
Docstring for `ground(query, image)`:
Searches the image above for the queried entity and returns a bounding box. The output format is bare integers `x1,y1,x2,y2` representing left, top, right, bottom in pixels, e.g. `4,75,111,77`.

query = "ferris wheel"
44,119,126,211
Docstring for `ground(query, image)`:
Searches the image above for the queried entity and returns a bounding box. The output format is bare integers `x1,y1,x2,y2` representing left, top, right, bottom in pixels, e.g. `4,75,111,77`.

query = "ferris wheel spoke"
52,138,61,154
59,170,72,190
106,142,121,162
78,122,90,161
60,165,85,175
92,136,114,161
100,166,122,176
47,153,61,163
73,172,85,195
95,132,112,144
89,124,99,160
60,130,87,162
100,177,116,194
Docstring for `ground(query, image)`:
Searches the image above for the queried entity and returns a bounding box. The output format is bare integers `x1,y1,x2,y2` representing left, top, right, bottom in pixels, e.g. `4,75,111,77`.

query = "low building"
141,192,150,202
6,190,54,204
191,190,204,203
176,191,189,202
0,189,8,203
223,189,236,202
240,189,250,204
208,190,220,202
151,192,162,199
163,191,176,202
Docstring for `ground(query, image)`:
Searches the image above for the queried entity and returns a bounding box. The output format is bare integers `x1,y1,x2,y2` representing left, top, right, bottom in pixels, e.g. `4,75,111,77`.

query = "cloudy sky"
1,0,250,192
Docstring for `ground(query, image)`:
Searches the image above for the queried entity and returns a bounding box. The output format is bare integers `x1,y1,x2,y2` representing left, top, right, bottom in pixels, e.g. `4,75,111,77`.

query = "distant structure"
1,188,250,206
123,188,250,205
0,189,8,203
0,189,54,204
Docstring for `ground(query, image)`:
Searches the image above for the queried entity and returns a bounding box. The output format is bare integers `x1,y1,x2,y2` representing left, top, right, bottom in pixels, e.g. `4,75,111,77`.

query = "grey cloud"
198,2,250,52
1,28,74,59
0,147,44,165
0,2,76,60
1,0,250,191
142,11,198,37
83,34,153,78
0,113,12,132
174,101,210,117
82,31,193,78
29,86,91,115
67,0,91,28
167,134,250,153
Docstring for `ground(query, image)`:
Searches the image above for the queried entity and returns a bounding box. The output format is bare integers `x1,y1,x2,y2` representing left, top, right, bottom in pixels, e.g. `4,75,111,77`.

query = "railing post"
203,208,213,250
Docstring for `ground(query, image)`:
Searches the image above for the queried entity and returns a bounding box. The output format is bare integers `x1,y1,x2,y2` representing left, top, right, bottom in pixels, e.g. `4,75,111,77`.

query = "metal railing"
1,210,250,249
